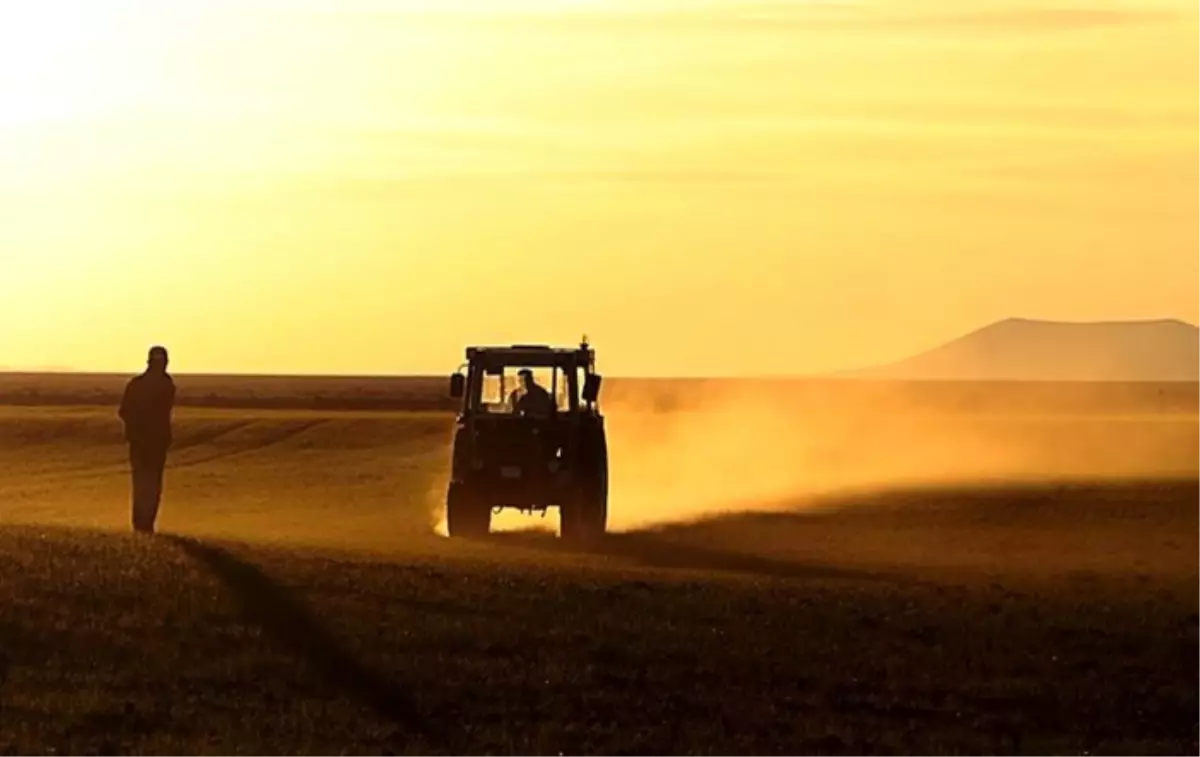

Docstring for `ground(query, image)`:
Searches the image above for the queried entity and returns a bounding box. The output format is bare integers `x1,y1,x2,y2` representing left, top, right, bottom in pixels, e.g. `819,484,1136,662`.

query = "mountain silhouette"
856,318,1199,381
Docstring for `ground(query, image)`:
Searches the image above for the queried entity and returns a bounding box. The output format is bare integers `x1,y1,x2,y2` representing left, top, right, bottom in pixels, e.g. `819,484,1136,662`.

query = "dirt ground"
0,388,1196,754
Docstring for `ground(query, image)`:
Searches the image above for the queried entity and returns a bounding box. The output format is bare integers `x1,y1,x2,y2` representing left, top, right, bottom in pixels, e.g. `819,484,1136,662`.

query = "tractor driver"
510,368,555,417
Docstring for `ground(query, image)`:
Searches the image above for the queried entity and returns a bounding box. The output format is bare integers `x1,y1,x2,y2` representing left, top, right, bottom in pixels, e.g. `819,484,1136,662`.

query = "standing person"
118,346,176,533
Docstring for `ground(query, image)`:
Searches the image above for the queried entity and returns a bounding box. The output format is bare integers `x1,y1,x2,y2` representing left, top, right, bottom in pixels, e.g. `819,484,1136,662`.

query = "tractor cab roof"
465,344,594,370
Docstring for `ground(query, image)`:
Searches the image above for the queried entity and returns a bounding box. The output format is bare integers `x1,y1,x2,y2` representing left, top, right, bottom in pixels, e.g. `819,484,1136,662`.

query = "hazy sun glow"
1,0,1196,375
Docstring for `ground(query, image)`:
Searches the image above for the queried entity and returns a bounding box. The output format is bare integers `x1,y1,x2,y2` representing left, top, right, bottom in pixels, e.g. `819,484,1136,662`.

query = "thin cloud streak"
313,2,1190,36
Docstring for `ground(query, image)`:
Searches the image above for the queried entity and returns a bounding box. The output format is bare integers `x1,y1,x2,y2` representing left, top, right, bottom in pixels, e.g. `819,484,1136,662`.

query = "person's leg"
145,446,168,532
129,445,150,532
130,444,164,533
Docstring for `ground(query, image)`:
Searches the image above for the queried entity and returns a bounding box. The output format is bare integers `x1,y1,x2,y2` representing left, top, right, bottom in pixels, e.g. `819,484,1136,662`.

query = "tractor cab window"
478,366,574,415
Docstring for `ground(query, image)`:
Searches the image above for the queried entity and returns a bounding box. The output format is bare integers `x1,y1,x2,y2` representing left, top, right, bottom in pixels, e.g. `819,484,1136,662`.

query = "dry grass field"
0,377,1196,754
0,373,453,412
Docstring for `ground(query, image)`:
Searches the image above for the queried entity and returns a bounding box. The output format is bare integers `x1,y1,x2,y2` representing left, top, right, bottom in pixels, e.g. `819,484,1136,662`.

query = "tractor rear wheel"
561,491,604,543
561,429,608,543
446,482,490,538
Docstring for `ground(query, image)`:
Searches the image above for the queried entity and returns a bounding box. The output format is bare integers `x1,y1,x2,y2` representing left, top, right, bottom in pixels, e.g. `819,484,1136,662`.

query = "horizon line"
1,369,1196,385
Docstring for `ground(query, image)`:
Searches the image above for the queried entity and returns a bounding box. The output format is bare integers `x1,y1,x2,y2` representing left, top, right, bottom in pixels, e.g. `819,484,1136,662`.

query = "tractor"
444,340,608,540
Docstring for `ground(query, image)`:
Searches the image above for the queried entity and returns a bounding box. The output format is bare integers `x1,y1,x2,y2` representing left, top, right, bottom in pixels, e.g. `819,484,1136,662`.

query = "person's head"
518,368,535,389
147,345,169,374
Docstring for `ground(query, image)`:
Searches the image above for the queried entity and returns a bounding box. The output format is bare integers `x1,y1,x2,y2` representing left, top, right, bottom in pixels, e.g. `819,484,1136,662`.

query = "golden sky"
0,0,1196,376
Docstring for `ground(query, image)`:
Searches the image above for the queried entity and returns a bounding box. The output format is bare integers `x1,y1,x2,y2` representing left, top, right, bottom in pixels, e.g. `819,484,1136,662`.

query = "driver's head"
518,368,535,389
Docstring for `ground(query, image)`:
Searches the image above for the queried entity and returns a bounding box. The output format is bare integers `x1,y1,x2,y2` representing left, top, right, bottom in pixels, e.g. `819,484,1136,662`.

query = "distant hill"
854,318,1200,381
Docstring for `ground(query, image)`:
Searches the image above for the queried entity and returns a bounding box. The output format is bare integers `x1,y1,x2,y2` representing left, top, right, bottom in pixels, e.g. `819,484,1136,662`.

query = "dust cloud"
602,384,991,531
601,380,1197,531
434,380,1196,535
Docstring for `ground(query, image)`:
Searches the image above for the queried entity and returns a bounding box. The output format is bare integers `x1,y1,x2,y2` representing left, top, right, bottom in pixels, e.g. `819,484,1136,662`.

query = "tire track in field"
9,419,330,485
167,418,259,455
0,418,258,481
166,418,329,471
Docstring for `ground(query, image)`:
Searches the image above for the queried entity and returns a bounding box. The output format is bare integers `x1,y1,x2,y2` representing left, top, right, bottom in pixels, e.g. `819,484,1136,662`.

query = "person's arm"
164,379,177,445
118,379,137,442
118,380,133,422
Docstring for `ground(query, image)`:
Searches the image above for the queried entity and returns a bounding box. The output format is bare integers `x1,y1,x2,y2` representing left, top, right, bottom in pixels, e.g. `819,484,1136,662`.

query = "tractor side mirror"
449,373,465,399
581,373,602,403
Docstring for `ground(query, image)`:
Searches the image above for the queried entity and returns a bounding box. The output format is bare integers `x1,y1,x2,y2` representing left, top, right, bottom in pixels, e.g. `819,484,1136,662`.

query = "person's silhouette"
509,368,554,417
118,346,176,533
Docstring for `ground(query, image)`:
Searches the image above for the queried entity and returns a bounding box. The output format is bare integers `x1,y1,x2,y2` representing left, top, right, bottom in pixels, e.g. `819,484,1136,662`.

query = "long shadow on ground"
612,477,1200,535
166,535,438,742
490,528,916,584
486,477,1199,582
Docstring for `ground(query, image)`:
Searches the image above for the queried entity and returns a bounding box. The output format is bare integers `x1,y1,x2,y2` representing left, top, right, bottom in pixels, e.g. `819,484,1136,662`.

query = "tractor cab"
449,342,602,417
